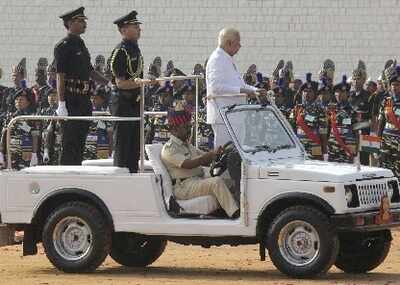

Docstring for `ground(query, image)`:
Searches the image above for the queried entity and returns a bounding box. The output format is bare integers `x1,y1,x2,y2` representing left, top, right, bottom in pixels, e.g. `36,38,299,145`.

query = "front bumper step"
332,208,400,231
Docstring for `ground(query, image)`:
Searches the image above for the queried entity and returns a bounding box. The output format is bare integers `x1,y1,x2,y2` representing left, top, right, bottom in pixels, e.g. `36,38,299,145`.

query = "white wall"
0,0,399,86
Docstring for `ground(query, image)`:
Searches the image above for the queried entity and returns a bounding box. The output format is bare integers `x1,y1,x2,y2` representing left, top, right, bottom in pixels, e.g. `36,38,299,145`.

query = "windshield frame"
221,104,305,161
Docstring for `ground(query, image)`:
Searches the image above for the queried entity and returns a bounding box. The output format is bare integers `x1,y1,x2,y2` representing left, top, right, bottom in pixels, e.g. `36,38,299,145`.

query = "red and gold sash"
330,111,354,159
296,106,321,145
385,97,400,130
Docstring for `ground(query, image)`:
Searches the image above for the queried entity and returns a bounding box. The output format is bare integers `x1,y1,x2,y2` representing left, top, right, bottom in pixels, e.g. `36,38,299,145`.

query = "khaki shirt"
161,135,204,179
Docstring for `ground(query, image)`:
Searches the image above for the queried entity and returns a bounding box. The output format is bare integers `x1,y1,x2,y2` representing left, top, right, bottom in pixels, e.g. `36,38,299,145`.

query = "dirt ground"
1,231,400,285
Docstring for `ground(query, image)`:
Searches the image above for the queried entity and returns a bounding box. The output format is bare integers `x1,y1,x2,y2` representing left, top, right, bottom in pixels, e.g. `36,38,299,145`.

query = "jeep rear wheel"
110,233,167,267
335,230,391,273
42,202,111,273
266,206,339,278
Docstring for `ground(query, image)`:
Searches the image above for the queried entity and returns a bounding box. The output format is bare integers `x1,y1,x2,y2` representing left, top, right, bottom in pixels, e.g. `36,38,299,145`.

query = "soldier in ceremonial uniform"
378,66,400,177
1,58,27,117
110,10,144,173
0,89,39,169
32,58,49,113
144,82,173,145
317,60,336,109
292,73,328,160
327,75,357,163
349,60,371,165
54,7,108,165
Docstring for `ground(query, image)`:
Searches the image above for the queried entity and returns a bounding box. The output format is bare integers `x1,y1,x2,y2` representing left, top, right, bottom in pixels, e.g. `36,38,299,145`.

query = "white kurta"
206,47,257,125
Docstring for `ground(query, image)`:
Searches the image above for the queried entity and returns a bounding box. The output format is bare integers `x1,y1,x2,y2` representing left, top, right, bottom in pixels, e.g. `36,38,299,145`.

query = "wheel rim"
278,220,320,267
53,216,93,261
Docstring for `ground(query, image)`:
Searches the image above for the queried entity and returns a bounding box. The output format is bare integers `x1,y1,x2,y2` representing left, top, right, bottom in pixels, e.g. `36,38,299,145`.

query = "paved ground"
0,231,400,285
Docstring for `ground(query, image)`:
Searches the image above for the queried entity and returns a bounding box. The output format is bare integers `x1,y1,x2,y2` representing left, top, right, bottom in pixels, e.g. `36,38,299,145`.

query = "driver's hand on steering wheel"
216,146,224,155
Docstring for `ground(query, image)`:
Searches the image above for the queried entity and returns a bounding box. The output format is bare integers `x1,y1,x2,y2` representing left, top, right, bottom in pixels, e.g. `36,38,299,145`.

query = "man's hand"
255,88,268,96
0,152,4,166
56,101,68,116
30,153,38,167
43,148,50,164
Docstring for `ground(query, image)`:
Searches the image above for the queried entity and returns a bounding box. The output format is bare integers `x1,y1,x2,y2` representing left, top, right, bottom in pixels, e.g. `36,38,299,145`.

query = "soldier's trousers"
60,120,90,165
173,176,239,217
113,120,140,173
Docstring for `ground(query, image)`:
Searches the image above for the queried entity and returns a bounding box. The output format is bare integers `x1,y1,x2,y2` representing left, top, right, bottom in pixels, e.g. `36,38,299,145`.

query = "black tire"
42,201,111,273
335,230,391,273
110,232,167,267
266,206,339,278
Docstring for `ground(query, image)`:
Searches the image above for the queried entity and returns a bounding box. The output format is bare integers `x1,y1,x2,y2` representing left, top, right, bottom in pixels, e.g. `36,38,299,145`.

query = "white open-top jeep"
1,98,400,278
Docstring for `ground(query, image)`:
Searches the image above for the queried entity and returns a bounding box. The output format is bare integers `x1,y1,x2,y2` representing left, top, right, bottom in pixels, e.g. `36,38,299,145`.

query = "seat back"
145,144,173,207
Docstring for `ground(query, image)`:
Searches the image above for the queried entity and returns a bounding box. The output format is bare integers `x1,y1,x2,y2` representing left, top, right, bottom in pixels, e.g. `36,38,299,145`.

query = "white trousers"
211,123,231,148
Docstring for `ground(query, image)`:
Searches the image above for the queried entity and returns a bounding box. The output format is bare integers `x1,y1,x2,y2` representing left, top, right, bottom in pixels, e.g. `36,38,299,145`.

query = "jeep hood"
254,159,394,183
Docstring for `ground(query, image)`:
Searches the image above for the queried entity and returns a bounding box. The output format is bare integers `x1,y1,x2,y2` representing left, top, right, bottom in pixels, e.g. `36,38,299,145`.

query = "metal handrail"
5,74,204,172
5,115,140,170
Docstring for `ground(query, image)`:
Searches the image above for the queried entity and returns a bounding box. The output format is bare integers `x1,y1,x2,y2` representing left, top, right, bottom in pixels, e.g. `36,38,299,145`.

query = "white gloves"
0,152,4,166
56,101,68,116
323,153,329,162
43,149,50,164
30,153,38,167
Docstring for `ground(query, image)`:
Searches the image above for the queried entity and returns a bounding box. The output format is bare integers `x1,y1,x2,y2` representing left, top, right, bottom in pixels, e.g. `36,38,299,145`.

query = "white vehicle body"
0,103,399,278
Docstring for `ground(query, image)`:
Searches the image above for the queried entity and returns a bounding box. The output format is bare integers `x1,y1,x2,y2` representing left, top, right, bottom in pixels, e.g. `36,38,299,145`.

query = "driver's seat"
145,144,219,215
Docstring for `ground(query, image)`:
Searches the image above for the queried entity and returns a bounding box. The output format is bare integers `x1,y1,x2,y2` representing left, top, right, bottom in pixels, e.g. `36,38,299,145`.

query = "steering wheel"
209,141,235,177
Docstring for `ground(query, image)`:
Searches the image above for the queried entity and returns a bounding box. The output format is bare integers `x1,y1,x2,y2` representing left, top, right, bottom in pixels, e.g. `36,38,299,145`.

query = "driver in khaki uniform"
161,103,239,218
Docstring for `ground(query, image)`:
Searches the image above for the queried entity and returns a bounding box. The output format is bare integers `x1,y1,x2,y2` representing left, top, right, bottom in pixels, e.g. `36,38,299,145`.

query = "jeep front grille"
357,182,389,207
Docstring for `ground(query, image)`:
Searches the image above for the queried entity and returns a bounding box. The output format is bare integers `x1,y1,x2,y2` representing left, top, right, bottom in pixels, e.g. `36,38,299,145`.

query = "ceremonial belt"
65,79,90,95
385,98,400,130
330,111,354,159
296,108,321,145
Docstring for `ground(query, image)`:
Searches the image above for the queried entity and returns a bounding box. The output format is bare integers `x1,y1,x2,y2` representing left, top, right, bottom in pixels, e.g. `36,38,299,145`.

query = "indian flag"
360,135,381,153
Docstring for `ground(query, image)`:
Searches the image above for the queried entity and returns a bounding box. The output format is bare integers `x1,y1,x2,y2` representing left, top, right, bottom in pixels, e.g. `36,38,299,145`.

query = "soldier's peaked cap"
59,7,87,21
113,10,141,27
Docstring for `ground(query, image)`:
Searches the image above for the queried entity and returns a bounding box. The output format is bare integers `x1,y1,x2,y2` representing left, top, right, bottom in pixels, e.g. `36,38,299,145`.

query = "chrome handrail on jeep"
5,75,204,172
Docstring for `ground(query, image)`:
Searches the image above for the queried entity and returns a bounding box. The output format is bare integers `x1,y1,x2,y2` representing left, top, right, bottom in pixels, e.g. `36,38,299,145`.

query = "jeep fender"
256,192,335,238
32,188,114,230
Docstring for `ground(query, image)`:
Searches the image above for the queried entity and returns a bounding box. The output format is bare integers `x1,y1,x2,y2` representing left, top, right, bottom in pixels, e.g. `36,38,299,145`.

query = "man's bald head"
218,28,241,56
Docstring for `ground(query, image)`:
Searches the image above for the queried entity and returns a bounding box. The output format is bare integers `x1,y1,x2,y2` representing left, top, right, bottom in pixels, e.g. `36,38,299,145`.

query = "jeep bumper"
331,208,400,231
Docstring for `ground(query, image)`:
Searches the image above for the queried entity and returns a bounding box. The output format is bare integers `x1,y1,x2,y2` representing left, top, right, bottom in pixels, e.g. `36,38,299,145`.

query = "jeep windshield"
224,106,297,154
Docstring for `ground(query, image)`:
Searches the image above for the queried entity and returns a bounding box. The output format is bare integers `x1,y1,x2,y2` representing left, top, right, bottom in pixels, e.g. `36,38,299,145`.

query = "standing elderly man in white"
206,28,267,147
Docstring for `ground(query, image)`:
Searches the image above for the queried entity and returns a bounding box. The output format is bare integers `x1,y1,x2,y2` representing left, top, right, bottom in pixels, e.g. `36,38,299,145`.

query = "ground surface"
0,231,400,285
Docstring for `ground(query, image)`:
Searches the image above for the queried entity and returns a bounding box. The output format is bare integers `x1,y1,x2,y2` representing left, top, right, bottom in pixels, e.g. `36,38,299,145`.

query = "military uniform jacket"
380,94,400,136
294,101,328,157
349,89,371,133
328,103,357,161
54,34,93,116
110,39,143,117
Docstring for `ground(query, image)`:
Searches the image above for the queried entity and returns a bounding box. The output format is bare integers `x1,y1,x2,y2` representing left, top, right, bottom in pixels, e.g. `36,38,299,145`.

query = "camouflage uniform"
292,74,327,159
328,103,357,163
2,108,38,170
39,106,62,165
379,94,400,177
83,115,112,160
294,102,328,159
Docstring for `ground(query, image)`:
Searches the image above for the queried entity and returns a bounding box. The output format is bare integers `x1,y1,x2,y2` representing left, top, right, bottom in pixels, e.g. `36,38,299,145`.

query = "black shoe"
231,209,240,219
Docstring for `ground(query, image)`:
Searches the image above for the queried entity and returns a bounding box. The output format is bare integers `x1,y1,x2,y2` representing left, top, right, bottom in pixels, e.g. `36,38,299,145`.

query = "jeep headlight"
345,188,353,204
344,184,360,208
387,182,394,200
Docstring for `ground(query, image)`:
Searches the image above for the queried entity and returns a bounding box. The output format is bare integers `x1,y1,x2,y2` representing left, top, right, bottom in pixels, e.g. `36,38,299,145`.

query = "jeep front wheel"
266,206,339,278
110,233,167,267
335,230,391,273
42,202,111,273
